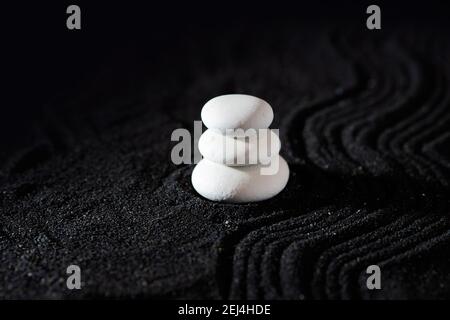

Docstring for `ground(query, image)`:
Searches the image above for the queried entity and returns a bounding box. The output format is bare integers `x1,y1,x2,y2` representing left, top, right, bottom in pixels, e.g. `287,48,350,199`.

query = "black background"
2,0,450,156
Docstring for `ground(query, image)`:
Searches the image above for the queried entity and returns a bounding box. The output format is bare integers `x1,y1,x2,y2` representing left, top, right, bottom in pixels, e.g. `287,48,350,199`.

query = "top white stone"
201,94,274,130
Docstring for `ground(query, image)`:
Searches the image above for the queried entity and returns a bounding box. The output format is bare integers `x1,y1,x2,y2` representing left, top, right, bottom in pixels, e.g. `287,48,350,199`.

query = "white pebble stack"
192,94,289,203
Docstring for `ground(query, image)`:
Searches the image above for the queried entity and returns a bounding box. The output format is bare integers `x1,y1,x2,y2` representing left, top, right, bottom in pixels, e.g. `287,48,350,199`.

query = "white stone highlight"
191,156,289,203
201,94,274,130
198,128,281,166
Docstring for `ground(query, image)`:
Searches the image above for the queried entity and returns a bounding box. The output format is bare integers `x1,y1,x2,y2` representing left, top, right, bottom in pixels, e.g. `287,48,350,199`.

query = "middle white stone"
198,128,281,166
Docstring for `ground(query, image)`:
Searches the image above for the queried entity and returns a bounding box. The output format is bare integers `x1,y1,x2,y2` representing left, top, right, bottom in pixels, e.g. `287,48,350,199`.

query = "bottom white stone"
191,155,289,203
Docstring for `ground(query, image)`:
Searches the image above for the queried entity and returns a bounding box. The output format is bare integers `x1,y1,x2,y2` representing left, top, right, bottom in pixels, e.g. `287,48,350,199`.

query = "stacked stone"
191,94,289,203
